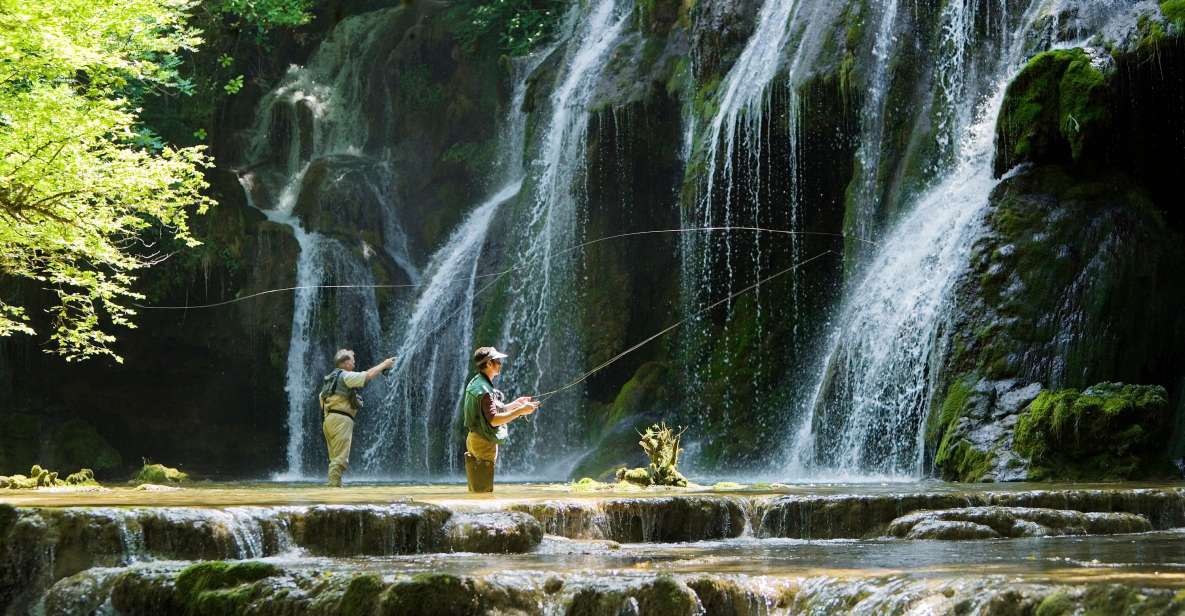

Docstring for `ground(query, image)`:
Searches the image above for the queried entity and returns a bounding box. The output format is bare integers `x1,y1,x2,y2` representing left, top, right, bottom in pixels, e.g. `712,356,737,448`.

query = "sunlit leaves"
0,0,214,361
451,0,564,57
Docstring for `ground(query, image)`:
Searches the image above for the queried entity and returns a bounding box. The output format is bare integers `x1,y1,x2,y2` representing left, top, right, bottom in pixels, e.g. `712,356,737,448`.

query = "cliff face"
2,0,1183,481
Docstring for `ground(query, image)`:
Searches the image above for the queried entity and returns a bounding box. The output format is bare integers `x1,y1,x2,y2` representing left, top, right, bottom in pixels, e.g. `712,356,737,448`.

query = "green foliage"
1014,383,1170,480
1163,0,1185,30
212,0,312,34
448,0,565,57
0,0,215,361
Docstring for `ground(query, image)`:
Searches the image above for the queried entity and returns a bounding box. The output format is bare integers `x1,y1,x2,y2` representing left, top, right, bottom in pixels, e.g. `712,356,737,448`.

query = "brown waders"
465,432,496,493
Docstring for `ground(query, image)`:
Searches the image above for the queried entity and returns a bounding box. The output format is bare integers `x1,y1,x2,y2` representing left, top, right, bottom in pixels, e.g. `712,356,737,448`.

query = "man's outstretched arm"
363,357,396,383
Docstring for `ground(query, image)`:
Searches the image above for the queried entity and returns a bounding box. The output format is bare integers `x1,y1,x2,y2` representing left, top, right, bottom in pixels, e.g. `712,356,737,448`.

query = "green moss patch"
1014,383,1170,480
173,561,280,615
135,462,189,484
994,48,1111,174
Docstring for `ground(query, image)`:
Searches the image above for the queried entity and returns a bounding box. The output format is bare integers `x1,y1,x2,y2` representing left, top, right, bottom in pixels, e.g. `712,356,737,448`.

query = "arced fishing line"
533,249,835,403
132,227,873,310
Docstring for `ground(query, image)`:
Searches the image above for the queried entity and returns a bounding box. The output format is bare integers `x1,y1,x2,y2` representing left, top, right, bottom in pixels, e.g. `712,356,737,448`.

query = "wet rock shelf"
40,564,1185,616
885,506,1152,540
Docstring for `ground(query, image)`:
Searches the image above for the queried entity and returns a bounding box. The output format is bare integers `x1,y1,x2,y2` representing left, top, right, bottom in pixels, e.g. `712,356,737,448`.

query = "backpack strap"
320,368,344,413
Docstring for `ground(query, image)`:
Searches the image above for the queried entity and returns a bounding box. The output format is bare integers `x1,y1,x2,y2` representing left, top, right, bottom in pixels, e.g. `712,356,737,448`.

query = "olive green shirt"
463,373,507,444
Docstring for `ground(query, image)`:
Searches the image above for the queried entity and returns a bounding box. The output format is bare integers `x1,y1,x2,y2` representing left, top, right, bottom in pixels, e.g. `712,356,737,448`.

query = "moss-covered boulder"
994,48,1111,175
1014,383,1172,480
567,575,699,616
135,463,189,484
0,465,99,489
174,561,280,610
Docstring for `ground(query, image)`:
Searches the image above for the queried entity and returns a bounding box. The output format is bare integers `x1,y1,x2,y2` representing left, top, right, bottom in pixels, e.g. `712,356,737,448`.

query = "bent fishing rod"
132,226,874,310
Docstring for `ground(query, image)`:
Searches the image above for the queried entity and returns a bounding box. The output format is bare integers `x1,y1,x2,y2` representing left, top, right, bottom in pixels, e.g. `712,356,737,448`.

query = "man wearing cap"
319,349,396,487
462,346,539,492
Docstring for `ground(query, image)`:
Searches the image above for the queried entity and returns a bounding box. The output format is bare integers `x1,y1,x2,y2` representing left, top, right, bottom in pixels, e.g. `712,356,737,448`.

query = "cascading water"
494,1,634,476
353,45,545,476
236,9,418,478
845,0,902,253
787,0,1108,479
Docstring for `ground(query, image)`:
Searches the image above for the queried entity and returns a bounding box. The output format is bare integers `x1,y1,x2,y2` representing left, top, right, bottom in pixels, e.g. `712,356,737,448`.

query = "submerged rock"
886,507,1152,539
444,512,543,554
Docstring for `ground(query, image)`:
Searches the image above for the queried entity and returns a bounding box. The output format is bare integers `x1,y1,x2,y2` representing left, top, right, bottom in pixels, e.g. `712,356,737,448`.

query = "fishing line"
533,249,836,403
131,227,873,310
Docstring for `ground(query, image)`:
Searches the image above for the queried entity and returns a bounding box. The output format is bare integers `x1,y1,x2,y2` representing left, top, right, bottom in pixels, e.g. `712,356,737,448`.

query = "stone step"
40,562,1185,616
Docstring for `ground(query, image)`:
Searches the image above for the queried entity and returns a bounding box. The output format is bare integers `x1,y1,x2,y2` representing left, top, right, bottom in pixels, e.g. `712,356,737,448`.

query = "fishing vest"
463,373,507,444
319,368,363,417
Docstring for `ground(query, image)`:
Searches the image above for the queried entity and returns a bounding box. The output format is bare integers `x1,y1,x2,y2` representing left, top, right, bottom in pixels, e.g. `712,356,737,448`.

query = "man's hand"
366,357,398,382
520,398,540,415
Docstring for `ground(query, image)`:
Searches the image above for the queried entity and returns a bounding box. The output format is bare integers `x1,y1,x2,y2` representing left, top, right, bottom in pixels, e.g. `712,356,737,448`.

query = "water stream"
787,0,1135,479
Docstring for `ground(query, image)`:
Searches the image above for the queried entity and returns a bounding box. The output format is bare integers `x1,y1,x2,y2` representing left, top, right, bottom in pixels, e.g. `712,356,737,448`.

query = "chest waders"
462,373,503,493
464,452,495,493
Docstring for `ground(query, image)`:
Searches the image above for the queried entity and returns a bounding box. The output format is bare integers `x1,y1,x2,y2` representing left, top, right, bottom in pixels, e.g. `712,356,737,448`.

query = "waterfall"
236,9,418,479
493,1,634,476
680,0,803,392
786,0,1098,479
352,40,547,477
846,0,902,251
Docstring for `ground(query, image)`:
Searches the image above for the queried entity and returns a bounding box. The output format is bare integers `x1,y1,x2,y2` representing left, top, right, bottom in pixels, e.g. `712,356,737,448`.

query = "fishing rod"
132,227,874,310
532,249,835,403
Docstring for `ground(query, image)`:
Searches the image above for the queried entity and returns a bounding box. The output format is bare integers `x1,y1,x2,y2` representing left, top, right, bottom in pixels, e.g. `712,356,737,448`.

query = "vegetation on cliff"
994,48,1110,175
1014,384,1171,480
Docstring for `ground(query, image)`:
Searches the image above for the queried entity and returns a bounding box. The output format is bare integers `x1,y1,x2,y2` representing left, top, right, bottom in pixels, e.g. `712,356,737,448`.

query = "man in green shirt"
462,346,538,492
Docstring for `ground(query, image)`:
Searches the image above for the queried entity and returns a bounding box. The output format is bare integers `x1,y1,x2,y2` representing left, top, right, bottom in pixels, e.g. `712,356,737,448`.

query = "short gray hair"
334,349,355,367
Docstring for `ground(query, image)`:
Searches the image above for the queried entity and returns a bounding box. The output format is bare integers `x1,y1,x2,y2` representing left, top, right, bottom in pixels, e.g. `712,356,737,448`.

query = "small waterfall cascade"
494,0,634,475
236,9,418,478
787,0,1128,479
356,49,545,476
678,0,851,446
845,0,902,255
679,0,803,404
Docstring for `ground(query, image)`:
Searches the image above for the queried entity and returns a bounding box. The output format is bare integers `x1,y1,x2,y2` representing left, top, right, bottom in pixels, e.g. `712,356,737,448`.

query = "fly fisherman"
319,349,396,487
462,347,539,492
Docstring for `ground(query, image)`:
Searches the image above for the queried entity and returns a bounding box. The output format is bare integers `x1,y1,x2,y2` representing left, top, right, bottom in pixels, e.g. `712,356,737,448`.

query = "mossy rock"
135,463,189,484
617,467,653,486
994,48,1111,175
173,561,280,616
379,573,529,615
339,574,386,616
1014,383,1171,480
